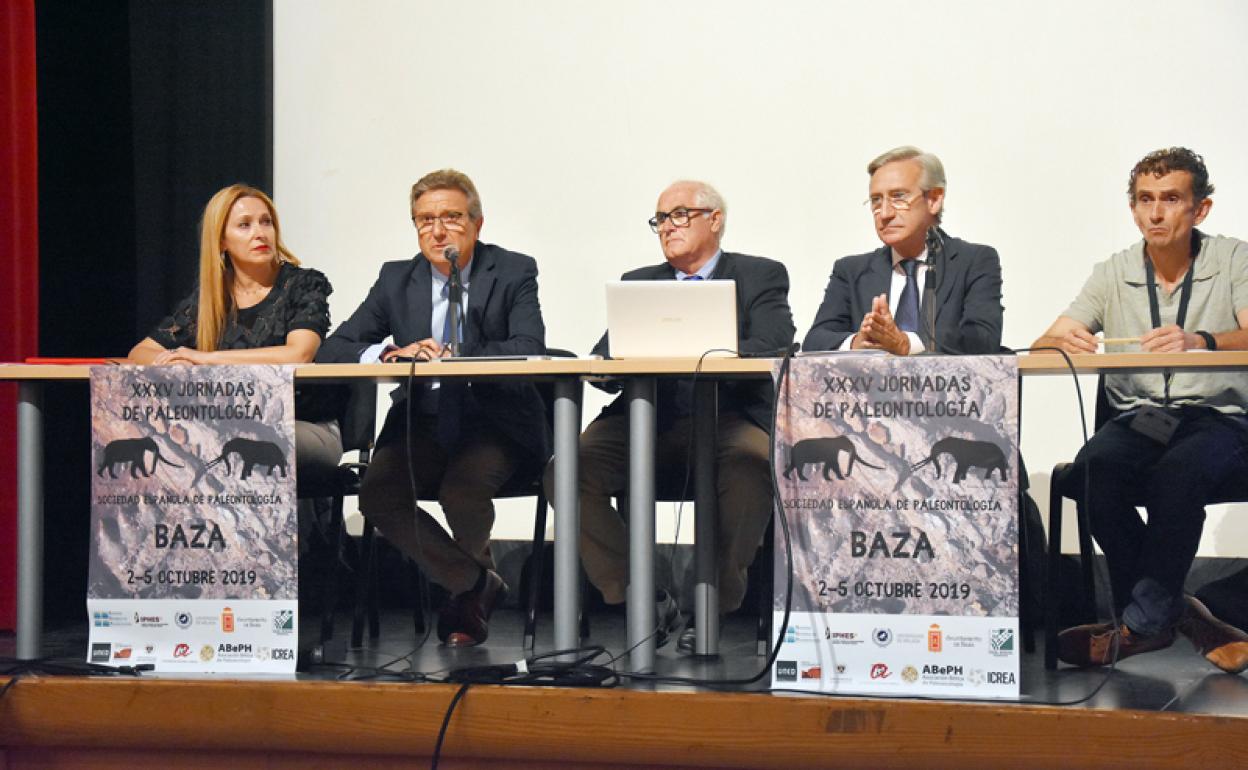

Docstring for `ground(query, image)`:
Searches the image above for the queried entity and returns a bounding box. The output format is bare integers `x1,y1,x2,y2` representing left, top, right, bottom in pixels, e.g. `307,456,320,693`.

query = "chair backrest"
1093,374,1115,431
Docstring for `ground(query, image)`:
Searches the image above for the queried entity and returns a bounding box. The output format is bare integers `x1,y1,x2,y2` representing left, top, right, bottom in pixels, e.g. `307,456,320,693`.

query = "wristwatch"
1195,330,1218,351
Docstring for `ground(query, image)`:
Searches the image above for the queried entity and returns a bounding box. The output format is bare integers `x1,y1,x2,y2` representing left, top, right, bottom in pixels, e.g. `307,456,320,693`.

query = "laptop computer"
605,279,738,358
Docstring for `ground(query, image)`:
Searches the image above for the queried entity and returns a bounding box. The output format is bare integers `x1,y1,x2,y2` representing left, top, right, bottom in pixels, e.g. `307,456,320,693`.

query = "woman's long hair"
195,184,300,351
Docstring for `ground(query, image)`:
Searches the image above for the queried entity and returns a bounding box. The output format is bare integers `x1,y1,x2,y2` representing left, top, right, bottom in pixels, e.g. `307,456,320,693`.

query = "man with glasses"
318,168,548,647
1033,147,1248,674
803,145,1003,355
552,179,795,653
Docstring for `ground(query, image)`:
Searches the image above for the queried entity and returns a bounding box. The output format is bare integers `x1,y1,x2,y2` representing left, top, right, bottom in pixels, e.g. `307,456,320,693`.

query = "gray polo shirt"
1063,232,1248,414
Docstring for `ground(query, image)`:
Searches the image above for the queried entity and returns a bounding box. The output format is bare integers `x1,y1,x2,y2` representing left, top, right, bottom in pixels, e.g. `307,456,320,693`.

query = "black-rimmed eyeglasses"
648,207,714,233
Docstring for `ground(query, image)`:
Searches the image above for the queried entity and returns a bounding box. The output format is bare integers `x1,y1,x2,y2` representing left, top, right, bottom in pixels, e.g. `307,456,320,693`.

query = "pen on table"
1100,337,1141,346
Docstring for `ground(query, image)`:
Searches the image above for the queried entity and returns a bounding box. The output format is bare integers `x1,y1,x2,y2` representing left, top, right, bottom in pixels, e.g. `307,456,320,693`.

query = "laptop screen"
604,280,738,358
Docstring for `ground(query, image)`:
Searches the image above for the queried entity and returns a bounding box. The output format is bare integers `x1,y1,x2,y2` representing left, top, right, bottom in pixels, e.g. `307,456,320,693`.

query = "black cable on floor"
0,656,151,699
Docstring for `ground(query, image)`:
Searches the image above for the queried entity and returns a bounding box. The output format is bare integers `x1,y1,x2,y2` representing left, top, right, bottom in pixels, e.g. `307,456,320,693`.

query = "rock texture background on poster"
773,354,1019,617
89,365,297,601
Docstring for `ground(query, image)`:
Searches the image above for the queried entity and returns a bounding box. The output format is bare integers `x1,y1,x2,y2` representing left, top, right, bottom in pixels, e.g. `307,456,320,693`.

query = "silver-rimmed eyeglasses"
864,190,926,214
413,211,468,233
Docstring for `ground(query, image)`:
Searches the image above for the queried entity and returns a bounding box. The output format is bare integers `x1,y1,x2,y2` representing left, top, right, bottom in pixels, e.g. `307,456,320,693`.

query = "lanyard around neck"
1143,252,1195,330
1142,240,1198,407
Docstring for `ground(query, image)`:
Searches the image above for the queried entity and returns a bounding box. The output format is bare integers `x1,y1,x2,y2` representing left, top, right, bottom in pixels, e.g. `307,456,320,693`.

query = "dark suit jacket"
316,241,550,461
592,251,795,432
803,232,1003,354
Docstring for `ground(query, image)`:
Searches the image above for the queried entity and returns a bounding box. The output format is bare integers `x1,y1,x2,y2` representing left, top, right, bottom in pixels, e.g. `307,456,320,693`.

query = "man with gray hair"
550,179,795,653
803,145,1003,354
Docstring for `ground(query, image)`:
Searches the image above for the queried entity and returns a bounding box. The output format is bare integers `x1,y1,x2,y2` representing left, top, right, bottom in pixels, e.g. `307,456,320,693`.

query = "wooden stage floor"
3,610,1247,769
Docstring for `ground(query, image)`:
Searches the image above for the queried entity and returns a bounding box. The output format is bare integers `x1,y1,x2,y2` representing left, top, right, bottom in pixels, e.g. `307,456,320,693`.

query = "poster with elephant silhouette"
771,354,1019,699
87,365,299,673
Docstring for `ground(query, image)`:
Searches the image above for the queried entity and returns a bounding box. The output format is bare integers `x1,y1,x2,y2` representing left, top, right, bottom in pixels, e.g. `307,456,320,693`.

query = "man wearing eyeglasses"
552,179,795,653
318,168,548,647
803,146,1003,355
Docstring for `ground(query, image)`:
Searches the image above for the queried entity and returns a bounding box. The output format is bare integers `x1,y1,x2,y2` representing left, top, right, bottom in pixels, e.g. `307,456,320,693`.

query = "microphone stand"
447,257,463,357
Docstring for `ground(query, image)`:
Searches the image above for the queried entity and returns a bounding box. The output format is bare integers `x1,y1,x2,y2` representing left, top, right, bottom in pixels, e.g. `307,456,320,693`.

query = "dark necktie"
895,260,920,333
683,275,703,280
437,281,464,450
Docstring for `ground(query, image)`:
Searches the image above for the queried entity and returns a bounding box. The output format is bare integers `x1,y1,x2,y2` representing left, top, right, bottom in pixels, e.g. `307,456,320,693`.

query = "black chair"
1044,378,1248,668
296,381,377,659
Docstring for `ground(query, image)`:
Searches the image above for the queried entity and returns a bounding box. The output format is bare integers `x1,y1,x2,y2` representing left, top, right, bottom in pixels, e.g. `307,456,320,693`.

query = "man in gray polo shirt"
1034,147,1248,674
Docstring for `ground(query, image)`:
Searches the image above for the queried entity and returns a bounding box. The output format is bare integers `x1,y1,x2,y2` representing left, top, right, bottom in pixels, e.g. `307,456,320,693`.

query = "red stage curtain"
1,0,40,631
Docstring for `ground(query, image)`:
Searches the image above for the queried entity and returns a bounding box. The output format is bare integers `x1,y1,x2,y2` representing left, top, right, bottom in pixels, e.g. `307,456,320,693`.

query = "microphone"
444,246,462,356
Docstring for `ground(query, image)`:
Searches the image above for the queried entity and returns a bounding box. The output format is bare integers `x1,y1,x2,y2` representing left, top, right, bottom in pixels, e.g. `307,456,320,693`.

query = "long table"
6,351,1248,671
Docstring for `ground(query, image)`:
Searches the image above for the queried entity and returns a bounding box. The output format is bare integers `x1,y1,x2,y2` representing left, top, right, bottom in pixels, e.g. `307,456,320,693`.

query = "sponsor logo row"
91,641,295,664
795,624,1015,656
775,659,1016,687
92,608,294,635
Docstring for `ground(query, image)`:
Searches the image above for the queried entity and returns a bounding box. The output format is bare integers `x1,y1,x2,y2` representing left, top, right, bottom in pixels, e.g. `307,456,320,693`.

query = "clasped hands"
850,294,912,356
150,347,212,365
1056,324,1199,354
382,338,452,362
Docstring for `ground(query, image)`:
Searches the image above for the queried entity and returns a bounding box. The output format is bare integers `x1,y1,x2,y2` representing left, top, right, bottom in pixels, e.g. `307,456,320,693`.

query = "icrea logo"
870,663,891,679
173,643,191,658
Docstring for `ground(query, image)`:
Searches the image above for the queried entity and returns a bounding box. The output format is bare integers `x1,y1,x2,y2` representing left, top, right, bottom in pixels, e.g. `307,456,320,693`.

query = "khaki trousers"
360,414,521,595
549,412,773,612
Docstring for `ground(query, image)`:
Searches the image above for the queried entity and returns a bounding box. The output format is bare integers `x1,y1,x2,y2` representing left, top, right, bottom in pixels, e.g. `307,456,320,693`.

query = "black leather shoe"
655,590,681,648
437,569,508,647
1057,621,1175,667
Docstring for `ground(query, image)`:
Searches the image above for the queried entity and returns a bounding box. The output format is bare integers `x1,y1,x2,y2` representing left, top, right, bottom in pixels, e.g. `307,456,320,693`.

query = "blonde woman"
129,184,343,491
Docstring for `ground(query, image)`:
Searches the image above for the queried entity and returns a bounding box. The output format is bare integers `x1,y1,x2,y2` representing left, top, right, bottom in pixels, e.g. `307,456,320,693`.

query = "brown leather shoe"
1057,621,1176,667
1178,595,1248,675
437,569,508,647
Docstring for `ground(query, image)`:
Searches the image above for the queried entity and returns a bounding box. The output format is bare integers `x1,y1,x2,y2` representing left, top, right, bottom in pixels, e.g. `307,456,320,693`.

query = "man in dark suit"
317,169,548,647
551,180,794,652
803,146,1003,355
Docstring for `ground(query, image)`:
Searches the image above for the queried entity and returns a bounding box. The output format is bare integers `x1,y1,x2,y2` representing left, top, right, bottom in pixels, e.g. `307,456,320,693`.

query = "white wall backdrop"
273,0,1248,553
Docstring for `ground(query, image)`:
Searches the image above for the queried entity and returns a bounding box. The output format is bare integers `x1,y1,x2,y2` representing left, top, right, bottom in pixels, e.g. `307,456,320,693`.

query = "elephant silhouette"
783,436,883,481
910,437,1009,483
203,438,289,480
97,437,184,479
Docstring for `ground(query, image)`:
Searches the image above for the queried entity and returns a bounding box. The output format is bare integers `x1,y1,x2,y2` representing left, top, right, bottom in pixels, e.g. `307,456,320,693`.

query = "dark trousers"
1069,406,1248,634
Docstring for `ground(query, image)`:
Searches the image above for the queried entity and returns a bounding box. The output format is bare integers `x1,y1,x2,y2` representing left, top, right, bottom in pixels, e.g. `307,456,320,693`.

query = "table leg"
692,380,719,657
17,381,44,659
626,377,656,672
552,378,582,654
